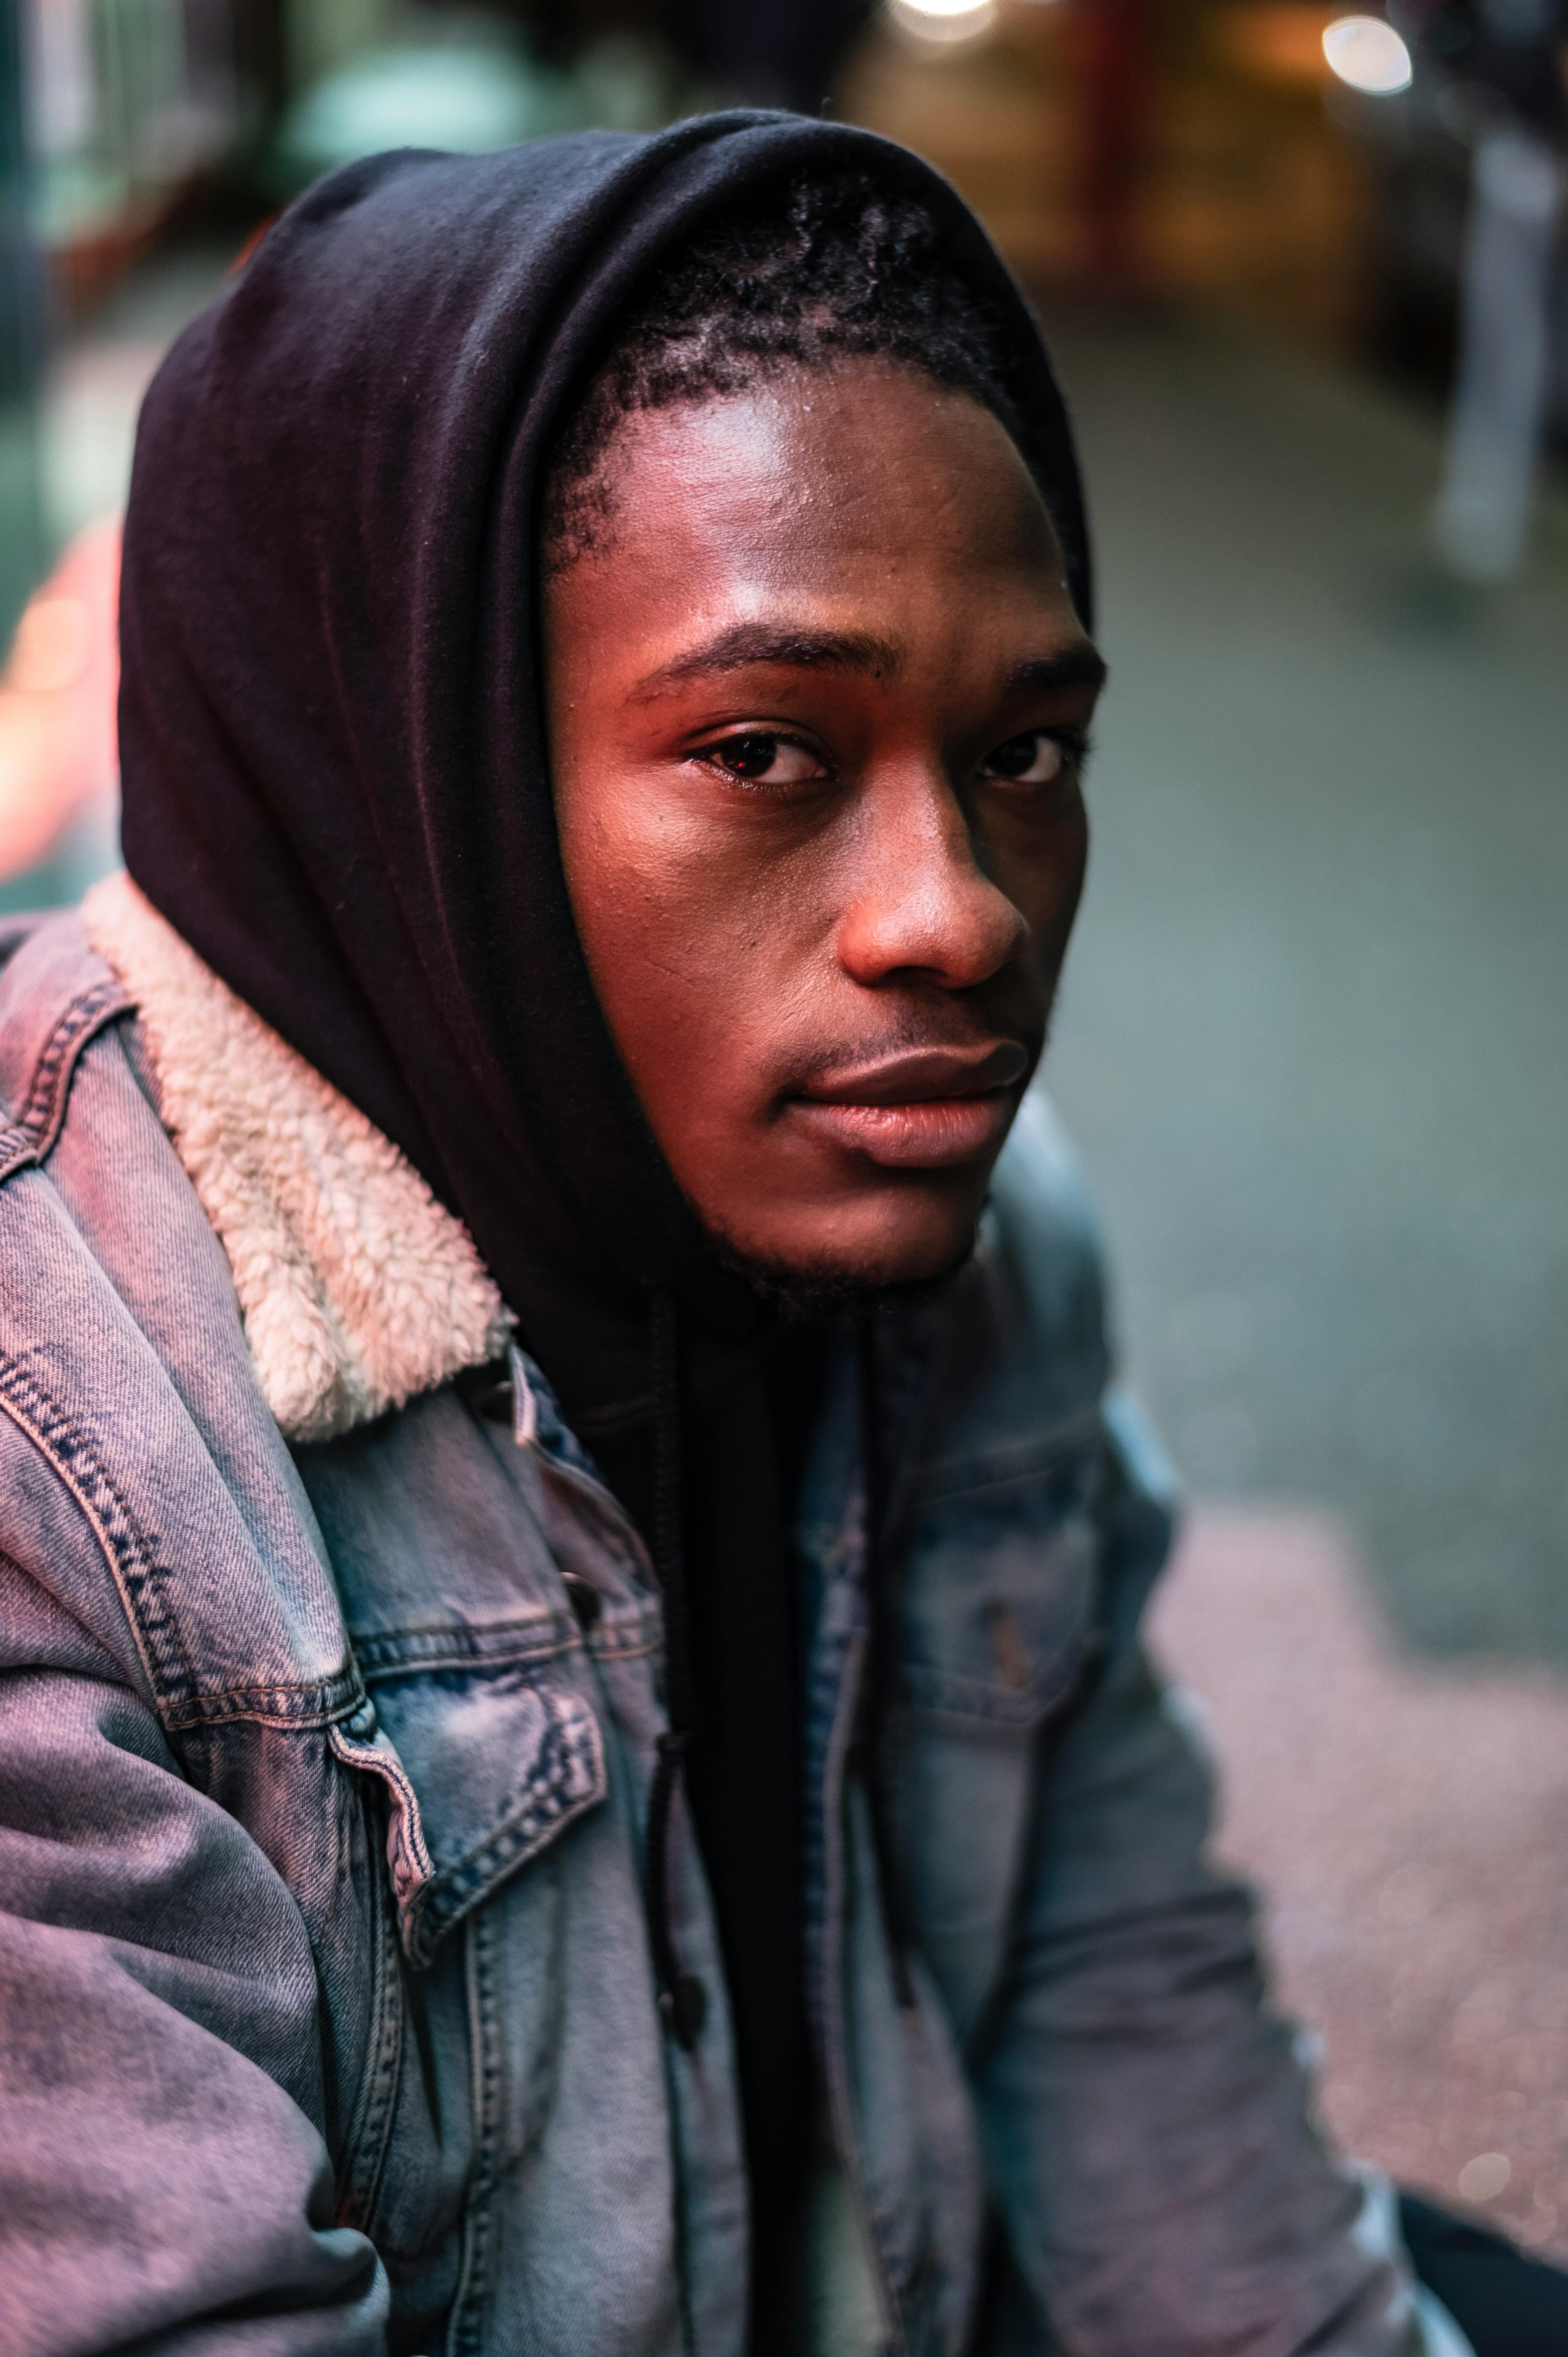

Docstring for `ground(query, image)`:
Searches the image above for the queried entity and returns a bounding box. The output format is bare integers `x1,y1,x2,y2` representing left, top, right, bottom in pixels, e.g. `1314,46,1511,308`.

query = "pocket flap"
332,1669,605,1966
902,1447,1101,1734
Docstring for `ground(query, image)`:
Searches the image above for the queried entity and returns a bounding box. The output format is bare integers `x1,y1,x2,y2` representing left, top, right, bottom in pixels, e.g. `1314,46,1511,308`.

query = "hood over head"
116,110,1091,1356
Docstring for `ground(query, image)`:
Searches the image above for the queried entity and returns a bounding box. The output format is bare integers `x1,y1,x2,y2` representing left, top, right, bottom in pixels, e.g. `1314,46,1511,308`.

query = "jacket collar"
82,871,511,1444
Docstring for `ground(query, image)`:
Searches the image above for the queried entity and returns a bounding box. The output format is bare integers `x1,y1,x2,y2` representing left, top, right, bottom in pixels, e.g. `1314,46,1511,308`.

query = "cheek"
556,777,797,1136
985,794,1090,957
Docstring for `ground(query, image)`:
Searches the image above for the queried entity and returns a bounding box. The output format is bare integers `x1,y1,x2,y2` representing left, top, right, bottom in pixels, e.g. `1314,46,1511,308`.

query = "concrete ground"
1156,1508,1568,2258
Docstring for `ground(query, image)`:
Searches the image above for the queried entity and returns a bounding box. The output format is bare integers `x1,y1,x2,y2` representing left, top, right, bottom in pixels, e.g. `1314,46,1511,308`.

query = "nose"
835,765,1031,991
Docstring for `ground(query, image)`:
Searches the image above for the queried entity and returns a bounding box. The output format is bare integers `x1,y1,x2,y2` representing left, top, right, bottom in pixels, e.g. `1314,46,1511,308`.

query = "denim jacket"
0,879,1452,2357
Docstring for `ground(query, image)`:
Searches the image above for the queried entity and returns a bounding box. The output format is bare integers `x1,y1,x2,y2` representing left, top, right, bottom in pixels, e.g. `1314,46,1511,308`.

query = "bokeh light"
1321,15,1414,95
885,0,998,51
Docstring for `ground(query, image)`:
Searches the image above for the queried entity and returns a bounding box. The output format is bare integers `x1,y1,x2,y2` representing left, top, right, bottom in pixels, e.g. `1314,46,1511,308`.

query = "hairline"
541,350,1035,583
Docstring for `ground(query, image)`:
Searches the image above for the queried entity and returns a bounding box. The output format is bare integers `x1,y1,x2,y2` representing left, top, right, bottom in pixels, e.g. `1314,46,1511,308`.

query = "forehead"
589,360,1072,608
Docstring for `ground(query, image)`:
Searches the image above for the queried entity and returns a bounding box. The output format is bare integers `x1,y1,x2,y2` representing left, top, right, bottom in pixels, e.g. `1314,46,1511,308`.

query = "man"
0,114,1473,2354
1421,0,1568,580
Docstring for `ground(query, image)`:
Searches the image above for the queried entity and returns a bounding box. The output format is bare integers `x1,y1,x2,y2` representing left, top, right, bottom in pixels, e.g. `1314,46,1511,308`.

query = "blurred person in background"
0,106,1562,2357
1064,0,1158,304
1419,0,1568,578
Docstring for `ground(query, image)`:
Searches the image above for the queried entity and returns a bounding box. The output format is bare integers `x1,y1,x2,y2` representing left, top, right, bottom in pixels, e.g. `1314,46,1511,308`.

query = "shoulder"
0,903,353,1719
987,1087,1109,1344
911,1089,1112,1464
907,1088,1178,1526
0,905,136,1174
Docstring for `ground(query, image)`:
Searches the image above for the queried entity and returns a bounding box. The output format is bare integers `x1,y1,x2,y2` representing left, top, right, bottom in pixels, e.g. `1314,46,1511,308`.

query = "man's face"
546,359,1102,1295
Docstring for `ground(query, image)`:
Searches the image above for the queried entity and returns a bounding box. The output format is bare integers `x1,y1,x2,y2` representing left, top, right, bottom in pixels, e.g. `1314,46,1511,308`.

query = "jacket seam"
819,1624,910,2357
0,1123,34,1182
907,1409,1107,1512
415,1690,606,1955
353,1615,577,1675
336,1779,406,2236
447,1905,504,2357
0,977,134,1180
419,1773,605,1954
161,1667,365,1730
351,1608,661,1679
0,1349,358,1732
0,1350,198,1710
20,978,134,1159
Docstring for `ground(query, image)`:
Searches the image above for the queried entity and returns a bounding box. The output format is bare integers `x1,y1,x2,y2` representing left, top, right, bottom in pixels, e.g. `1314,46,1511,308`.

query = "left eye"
980,731,1070,786
705,733,825,786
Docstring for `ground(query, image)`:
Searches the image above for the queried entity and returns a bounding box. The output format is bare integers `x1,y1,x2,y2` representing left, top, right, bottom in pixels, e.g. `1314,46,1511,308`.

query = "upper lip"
800,1041,1030,1105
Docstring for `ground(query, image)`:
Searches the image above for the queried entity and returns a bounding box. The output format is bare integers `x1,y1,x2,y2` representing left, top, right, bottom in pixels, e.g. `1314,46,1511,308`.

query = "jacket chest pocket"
332,1631,607,1969
901,1427,1103,1734
898,1429,1104,2039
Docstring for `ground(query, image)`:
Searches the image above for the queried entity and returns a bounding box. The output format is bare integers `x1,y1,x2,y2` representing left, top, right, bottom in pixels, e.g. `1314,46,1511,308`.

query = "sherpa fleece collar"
82,871,511,1444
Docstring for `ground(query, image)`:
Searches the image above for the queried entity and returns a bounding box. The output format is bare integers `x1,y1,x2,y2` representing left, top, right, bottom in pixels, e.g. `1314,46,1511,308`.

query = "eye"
701,732,827,787
980,730,1078,786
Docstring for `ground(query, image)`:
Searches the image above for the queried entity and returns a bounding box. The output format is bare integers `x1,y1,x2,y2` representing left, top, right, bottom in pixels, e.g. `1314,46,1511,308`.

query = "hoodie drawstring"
857,1316,916,2009
645,1290,707,2050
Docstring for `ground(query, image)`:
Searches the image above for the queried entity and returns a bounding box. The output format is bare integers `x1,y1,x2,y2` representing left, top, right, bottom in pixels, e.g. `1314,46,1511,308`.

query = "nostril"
837,809,1032,989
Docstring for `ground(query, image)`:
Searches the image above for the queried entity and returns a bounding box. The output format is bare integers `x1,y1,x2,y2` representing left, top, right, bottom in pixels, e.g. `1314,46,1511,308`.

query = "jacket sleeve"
966,1394,1447,2357
0,1565,389,2357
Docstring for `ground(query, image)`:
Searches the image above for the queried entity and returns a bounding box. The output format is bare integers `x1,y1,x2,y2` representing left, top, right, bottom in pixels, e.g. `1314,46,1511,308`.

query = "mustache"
781,1005,1045,1105
800,1039,1031,1105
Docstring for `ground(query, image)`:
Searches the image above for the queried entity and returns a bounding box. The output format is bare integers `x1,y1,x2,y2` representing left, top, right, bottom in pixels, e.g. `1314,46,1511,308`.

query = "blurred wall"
2,0,43,645
839,0,1380,352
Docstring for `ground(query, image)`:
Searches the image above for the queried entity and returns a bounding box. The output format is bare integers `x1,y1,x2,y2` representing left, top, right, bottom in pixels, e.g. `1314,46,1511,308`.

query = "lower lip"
791,1092,1015,1169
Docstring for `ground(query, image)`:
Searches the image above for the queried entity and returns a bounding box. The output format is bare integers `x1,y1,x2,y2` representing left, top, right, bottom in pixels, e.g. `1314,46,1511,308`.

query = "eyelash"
694,726,1091,786
694,731,825,784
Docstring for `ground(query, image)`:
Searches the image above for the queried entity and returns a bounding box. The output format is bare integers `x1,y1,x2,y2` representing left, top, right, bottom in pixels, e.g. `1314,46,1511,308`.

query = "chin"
706,1209,982,1325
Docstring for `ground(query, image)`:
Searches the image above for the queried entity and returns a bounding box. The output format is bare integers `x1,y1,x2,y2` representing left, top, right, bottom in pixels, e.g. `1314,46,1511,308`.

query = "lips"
790,1040,1029,1170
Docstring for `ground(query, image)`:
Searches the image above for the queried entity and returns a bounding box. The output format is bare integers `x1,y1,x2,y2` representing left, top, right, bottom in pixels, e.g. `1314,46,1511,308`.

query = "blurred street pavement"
1044,316,1568,1663
1155,1507,1568,2257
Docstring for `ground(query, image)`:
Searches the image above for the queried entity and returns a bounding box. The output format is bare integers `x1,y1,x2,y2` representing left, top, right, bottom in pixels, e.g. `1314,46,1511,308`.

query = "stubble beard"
702,1216,982,1327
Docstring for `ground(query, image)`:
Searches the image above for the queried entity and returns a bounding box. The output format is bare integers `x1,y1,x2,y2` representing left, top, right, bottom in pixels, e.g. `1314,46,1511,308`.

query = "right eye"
980,730,1073,786
700,733,828,787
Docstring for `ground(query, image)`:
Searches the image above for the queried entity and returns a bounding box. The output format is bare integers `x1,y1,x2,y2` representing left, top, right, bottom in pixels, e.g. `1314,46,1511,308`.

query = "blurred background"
3,0,1567,2263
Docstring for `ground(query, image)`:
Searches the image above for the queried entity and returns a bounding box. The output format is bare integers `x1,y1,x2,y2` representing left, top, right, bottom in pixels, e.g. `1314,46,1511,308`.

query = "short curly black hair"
541,168,1026,572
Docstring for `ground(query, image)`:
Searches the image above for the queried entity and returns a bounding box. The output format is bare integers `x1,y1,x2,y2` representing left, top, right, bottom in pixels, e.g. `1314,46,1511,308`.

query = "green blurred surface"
2,0,41,645
1045,316,1568,1661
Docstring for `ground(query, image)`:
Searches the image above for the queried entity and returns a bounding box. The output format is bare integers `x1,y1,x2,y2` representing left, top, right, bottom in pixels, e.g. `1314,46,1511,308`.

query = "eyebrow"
1005,646,1108,697
632,624,904,701
632,621,1107,703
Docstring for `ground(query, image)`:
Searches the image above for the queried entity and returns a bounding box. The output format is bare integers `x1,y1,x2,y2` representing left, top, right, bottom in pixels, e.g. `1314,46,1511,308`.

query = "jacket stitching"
448,1906,503,2356
335,1781,406,2235
0,1350,358,1730
351,1606,660,1679
0,1123,33,1182
161,1665,365,1729
352,1615,579,1675
0,1351,198,1709
415,1691,605,1956
908,1410,1107,1512
329,1724,435,1937
16,977,134,1161
419,1772,604,1950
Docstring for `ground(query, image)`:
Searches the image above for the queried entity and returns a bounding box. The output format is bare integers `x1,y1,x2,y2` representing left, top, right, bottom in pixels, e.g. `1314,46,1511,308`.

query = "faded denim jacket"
0,876,1462,2357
